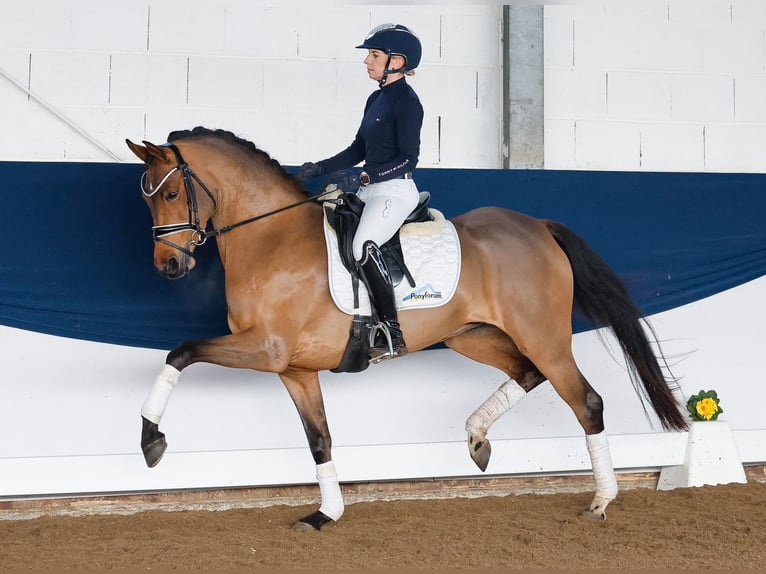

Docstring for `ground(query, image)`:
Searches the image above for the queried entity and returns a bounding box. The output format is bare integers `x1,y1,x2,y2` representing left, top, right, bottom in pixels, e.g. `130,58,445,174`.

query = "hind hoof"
581,507,607,521
581,496,613,521
141,417,167,468
292,510,334,532
468,433,491,472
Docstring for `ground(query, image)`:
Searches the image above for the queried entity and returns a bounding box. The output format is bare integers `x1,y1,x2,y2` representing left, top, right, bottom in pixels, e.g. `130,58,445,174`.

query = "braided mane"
167,126,299,186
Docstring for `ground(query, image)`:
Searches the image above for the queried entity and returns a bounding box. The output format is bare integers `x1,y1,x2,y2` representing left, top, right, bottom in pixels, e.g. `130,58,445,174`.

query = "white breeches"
353,178,420,261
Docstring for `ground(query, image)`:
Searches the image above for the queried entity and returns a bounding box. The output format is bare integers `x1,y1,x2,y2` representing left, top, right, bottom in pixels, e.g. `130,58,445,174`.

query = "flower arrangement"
686,389,723,422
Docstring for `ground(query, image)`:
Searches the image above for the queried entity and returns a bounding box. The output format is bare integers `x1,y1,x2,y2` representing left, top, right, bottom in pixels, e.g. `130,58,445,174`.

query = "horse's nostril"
164,257,179,277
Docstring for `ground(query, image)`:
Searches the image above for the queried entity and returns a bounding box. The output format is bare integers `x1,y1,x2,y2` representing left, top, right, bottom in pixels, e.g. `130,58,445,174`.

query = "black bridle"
142,143,333,258
141,143,217,257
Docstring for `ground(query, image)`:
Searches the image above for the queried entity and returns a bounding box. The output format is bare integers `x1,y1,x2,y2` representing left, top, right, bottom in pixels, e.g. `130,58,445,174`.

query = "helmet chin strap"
378,53,405,87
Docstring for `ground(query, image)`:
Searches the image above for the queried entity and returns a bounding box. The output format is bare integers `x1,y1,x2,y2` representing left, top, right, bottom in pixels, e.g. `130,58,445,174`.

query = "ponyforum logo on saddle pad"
402,283,443,303
323,210,461,316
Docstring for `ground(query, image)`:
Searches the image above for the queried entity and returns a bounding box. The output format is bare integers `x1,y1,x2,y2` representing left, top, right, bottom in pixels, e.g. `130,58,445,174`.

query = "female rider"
298,23,424,362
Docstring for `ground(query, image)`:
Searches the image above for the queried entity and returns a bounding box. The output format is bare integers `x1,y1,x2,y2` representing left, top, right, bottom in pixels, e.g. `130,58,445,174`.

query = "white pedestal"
657,421,747,490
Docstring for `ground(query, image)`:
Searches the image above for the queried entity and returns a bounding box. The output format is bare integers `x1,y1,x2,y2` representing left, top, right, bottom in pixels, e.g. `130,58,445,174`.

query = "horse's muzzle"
159,254,194,279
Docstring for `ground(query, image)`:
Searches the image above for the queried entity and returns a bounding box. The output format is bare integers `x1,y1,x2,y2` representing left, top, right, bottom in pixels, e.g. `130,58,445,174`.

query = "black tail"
545,220,688,431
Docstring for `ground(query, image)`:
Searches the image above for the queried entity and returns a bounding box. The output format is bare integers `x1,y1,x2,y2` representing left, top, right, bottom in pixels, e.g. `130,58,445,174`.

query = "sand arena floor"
2,467,765,570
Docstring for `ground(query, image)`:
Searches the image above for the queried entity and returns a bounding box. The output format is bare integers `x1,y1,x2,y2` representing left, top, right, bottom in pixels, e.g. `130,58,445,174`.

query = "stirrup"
368,322,408,364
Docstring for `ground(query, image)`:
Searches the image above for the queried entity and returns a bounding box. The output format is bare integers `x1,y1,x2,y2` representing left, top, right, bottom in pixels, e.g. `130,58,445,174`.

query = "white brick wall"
69,1,148,52
705,123,766,170
0,50,29,104
31,52,111,105
1,1,765,173
0,0,71,50
736,75,766,121
0,1,502,166
575,120,642,170
640,123,705,171
545,0,766,173
109,54,189,106
672,74,734,121
608,72,672,120
545,69,607,119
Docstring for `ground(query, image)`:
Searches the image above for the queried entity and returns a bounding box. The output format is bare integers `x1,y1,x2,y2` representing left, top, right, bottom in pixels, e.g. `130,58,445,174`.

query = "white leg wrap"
141,364,180,424
586,430,619,501
465,379,526,436
316,461,344,521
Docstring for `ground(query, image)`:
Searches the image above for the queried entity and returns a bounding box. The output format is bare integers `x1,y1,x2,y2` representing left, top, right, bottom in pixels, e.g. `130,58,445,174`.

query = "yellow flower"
695,397,719,420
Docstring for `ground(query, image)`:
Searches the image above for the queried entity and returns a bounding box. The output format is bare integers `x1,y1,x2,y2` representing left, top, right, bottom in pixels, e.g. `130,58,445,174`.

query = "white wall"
544,1,766,172
0,2,503,167
4,1,766,172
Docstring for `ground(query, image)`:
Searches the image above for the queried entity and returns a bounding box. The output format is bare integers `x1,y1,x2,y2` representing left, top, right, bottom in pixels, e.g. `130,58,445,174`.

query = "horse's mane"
167,126,306,192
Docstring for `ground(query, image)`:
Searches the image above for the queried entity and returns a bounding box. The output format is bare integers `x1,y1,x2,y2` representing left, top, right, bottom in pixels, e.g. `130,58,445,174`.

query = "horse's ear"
125,139,170,163
125,139,147,162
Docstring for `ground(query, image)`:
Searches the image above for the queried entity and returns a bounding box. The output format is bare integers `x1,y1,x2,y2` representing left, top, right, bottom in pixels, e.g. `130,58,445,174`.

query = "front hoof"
142,435,167,468
141,417,167,468
292,510,334,532
468,433,491,472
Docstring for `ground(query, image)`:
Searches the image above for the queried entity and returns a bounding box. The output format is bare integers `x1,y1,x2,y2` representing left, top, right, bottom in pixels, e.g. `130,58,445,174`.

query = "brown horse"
126,127,687,531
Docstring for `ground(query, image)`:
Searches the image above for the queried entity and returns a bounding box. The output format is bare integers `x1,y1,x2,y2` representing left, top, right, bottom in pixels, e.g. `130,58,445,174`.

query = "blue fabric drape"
1,161,764,349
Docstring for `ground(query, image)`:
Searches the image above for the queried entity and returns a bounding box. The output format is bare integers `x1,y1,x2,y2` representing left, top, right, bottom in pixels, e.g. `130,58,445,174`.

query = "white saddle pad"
323,205,461,316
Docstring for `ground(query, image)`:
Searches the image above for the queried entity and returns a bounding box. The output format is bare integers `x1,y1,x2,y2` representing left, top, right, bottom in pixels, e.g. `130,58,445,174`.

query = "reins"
204,190,333,240
143,143,335,257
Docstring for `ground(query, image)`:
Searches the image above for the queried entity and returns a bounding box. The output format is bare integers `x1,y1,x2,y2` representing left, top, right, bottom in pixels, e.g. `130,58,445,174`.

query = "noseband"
142,143,334,259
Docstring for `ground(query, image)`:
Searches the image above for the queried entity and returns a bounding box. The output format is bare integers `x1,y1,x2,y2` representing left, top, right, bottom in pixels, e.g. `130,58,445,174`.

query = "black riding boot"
357,240,408,362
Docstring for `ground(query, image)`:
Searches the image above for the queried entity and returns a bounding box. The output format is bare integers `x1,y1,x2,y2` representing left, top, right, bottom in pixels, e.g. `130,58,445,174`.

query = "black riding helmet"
356,23,422,86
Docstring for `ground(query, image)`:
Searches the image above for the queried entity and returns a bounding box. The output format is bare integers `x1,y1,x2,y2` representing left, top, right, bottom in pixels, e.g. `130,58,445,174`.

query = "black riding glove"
297,162,325,182
328,170,361,193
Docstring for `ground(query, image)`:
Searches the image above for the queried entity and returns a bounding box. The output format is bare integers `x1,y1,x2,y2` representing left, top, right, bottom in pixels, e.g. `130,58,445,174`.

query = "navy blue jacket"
319,78,423,183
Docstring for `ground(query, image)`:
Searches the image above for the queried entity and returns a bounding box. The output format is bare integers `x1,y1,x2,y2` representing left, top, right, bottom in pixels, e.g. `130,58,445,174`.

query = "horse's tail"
545,220,688,432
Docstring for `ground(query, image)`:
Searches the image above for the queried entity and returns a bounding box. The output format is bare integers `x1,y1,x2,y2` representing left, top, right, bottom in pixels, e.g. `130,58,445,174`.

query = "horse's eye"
166,190,179,201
